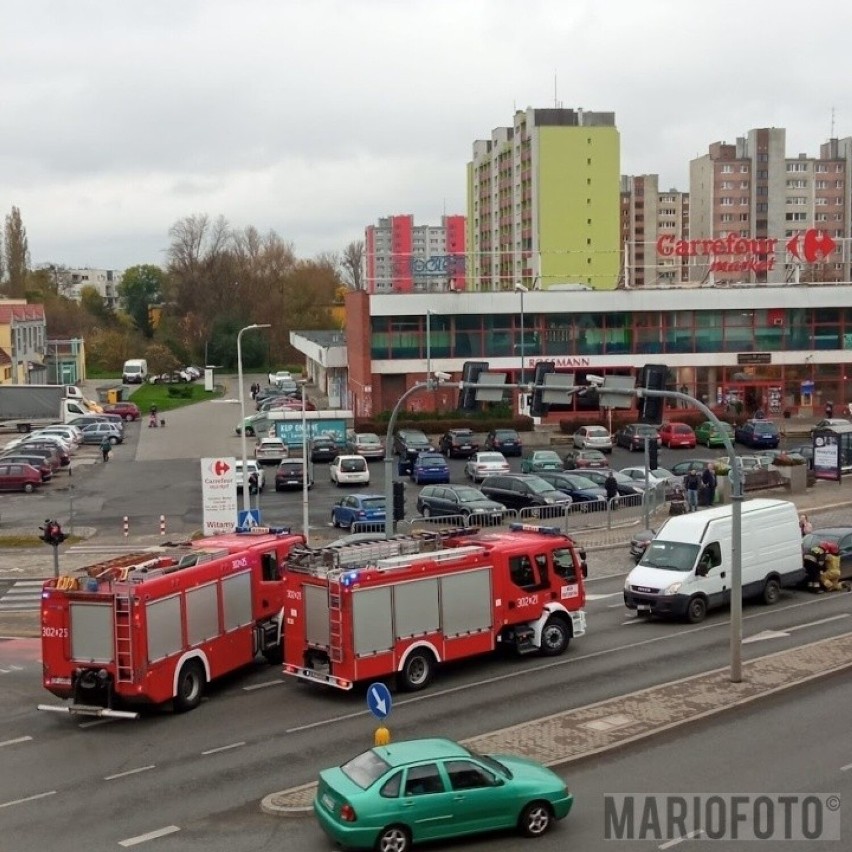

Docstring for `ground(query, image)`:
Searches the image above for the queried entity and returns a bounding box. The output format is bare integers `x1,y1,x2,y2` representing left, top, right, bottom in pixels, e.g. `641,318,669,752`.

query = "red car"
0,462,43,492
102,401,141,421
658,422,697,449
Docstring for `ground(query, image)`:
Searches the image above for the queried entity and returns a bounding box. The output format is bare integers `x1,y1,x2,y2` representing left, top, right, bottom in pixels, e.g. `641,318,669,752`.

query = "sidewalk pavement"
261,632,852,816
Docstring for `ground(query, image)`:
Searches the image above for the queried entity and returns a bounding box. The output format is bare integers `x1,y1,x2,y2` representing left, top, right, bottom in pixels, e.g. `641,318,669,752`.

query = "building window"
721,165,733,173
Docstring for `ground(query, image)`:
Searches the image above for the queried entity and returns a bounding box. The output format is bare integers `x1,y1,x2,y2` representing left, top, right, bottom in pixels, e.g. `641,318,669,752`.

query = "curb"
260,782,319,817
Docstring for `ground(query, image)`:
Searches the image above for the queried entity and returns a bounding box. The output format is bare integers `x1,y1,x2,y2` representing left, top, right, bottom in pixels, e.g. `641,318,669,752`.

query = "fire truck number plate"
42,627,69,638
516,595,539,607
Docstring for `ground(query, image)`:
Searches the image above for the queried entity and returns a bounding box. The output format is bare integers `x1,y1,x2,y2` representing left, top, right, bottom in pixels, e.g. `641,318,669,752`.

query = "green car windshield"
341,750,392,788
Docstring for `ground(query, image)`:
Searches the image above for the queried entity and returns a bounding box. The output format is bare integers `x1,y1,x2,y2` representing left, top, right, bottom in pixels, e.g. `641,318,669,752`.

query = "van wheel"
685,596,707,624
174,660,205,712
399,650,434,691
762,578,781,606
540,617,570,656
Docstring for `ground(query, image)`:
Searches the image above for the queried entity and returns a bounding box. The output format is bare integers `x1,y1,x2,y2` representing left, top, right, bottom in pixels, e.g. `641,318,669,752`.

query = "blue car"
410,452,450,484
331,493,386,530
734,419,780,449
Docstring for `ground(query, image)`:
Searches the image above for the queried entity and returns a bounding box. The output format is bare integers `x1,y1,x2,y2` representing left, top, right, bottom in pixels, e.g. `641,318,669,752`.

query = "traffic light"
40,519,67,546
648,438,659,471
639,363,667,425
392,481,406,522
529,361,556,417
458,361,489,411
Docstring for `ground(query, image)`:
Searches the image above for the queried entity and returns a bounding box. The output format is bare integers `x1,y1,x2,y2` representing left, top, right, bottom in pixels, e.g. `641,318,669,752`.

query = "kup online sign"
201,457,238,536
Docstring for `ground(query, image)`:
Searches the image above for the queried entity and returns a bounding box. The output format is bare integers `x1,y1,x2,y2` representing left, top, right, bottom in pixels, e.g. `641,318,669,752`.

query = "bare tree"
341,239,365,289
3,206,30,297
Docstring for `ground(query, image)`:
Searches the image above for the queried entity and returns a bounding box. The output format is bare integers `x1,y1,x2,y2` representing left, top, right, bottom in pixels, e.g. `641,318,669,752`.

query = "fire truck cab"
283,524,587,692
39,528,304,718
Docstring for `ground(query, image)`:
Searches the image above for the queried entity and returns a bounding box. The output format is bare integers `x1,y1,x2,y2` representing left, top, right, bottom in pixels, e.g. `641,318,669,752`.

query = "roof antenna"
830,106,835,139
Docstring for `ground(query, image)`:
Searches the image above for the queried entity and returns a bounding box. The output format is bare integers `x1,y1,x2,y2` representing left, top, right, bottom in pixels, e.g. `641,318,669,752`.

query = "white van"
624,498,804,623
122,359,148,384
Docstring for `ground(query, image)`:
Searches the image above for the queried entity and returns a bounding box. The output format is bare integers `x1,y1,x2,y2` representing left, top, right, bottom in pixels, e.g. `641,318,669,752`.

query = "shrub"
770,453,806,466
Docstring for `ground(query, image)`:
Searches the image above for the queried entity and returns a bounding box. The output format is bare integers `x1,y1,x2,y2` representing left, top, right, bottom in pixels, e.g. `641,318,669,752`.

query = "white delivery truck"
122,359,148,384
0,385,97,432
624,498,805,623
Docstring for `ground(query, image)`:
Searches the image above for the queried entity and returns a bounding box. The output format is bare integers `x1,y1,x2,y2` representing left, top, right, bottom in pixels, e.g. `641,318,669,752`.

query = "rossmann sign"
657,229,836,274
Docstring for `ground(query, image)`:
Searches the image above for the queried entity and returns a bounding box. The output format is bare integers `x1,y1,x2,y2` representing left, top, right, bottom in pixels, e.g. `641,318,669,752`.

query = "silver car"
464,451,511,483
79,422,124,445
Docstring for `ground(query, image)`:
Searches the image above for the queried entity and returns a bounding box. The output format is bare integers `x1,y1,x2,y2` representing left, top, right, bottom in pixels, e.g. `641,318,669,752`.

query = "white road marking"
78,718,116,729
104,765,155,781
840,763,852,772
786,613,849,631
743,614,850,643
660,829,704,848
118,826,181,847
0,790,56,809
0,736,33,748
242,679,283,691
201,741,246,756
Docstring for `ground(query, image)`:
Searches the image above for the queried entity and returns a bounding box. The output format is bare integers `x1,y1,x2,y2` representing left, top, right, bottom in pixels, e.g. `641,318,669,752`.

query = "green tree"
118,264,167,337
3,206,30,298
79,285,115,324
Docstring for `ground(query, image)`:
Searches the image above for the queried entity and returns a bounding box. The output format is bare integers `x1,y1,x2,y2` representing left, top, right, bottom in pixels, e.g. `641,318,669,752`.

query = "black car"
438,428,479,459
416,484,504,523
274,459,313,491
310,436,338,463
537,471,608,508
614,423,661,451
484,428,523,457
479,473,571,513
393,428,434,460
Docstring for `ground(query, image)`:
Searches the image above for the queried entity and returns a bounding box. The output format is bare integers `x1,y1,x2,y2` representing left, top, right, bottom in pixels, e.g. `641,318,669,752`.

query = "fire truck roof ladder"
374,544,486,572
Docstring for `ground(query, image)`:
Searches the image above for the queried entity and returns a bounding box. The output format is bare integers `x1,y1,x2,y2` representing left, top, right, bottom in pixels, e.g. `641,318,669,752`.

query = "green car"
694,420,735,447
520,450,564,473
314,738,574,851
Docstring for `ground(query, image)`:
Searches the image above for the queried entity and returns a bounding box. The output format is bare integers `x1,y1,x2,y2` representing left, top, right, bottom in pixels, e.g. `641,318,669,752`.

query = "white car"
619,466,678,490
268,370,293,386
254,437,288,464
573,425,613,452
329,454,370,487
11,433,73,454
234,459,265,492
33,426,81,449
464,451,511,483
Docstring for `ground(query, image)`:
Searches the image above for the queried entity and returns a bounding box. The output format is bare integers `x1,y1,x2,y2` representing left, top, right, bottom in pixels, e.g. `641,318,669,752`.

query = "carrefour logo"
786,229,836,263
209,459,231,476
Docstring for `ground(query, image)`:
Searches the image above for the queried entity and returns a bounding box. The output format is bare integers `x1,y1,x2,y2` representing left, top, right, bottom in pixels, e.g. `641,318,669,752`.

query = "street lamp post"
515,283,528,413
238,323,271,519
426,310,436,389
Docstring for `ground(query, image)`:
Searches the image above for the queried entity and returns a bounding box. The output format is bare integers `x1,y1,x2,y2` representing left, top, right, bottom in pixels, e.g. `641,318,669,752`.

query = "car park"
537,471,607,508
658,422,697,449
345,432,385,460
572,425,613,452
330,455,370,486
464,451,510,483
562,448,608,469
0,462,43,493
274,458,312,491
313,737,574,851
479,473,572,512
0,454,53,481
310,436,339,463
734,419,780,449
438,428,479,459
331,493,386,529
415,484,505,523
614,423,661,451
410,452,450,485
582,468,643,496
694,420,735,448
79,422,123,445
234,459,265,492
254,437,288,464
802,527,852,580
521,449,564,473
393,429,434,460
484,428,523,456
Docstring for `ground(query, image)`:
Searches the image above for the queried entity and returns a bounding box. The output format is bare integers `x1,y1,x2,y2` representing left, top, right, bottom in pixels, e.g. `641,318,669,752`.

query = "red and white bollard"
159,515,166,536
123,516,129,538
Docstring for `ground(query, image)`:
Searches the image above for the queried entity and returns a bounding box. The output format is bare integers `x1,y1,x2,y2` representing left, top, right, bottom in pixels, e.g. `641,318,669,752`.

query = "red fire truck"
282,524,588,691
38,528,304,718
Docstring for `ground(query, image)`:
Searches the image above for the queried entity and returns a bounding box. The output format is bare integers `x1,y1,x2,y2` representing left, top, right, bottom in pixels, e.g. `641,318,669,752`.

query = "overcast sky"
2,0,850,271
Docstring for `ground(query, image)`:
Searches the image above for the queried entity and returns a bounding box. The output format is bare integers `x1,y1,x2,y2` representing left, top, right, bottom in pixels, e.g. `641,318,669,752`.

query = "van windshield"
639,540,700,572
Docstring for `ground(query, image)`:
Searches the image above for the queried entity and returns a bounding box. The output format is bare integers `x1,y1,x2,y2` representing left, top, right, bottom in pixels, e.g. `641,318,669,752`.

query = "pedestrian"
604,470,619,508
100,435,111,462
825,400,834,418
701,463,717,507
799,513,813,536
684,468,700,512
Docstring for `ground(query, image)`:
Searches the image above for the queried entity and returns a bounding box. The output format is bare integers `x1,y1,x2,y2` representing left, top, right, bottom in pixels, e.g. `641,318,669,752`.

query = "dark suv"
393,429,434,460
484,428,523,457
438,428,479,459
734,419,780,449
479,474,572,512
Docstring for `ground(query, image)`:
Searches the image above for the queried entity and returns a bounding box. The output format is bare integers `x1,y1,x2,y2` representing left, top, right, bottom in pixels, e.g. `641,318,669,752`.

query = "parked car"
66,415,123,434
810,418,852,437
716,455,771,472
8,442,69,468
572,425,613,452
734,419,780,449
331,493,386,530
410,452,450,485
521,450,564,473
658,422,697,449
802,527,852,580
345,432,385,460
255,385,289,406
102,401,142,422
79,422,123,445
313,738,574,851
0,462,43,493
274,458,312,491
0,446,61,473
254,437,288,465
479,473,572,512
562,449,608,470
330,455,370,487
614,423,661,451
670,459,718,481
393,429,434,460
416,484,505,523
310,436,339,463
438,428,479,459
537,471,607,509
619,466,679,498
464,451,511,483
0,454,53,481
484,428,523,457
694,420,735,448
32,426,81,449
268,370,293,385
582,468,643,496
234,459,265,492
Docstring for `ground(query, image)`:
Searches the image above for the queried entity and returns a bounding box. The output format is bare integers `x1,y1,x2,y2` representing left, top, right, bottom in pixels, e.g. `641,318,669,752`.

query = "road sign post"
367,681,393,746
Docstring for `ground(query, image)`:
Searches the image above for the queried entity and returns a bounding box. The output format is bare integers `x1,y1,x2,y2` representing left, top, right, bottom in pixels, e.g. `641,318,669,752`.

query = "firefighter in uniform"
803,542,827,593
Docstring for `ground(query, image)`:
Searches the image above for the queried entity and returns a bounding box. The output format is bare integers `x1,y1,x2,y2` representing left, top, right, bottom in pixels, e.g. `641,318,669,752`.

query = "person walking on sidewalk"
100,436,112,462
684,468,700,512
605,471,619,509
701,463,717,507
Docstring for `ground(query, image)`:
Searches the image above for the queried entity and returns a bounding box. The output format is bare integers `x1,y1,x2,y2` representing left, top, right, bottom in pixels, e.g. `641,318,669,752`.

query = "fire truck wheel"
174,660,205,712
519,801,553,837
375,824,411,852
399,650,434,691
539,617,570,656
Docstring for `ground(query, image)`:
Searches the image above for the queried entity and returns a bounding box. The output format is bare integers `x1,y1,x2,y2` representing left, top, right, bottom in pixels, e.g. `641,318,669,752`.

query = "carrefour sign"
656,229,836,275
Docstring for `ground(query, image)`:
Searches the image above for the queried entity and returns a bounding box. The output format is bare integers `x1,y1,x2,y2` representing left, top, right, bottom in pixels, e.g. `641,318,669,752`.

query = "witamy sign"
201,457,238,536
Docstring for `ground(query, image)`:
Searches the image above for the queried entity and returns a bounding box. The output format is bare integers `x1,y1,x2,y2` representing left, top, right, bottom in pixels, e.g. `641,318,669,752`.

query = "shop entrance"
717,382,783,417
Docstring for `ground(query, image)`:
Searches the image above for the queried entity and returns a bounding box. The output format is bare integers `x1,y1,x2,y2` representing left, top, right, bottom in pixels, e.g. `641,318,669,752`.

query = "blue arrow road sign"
367,682,392,720
238,509,261,529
